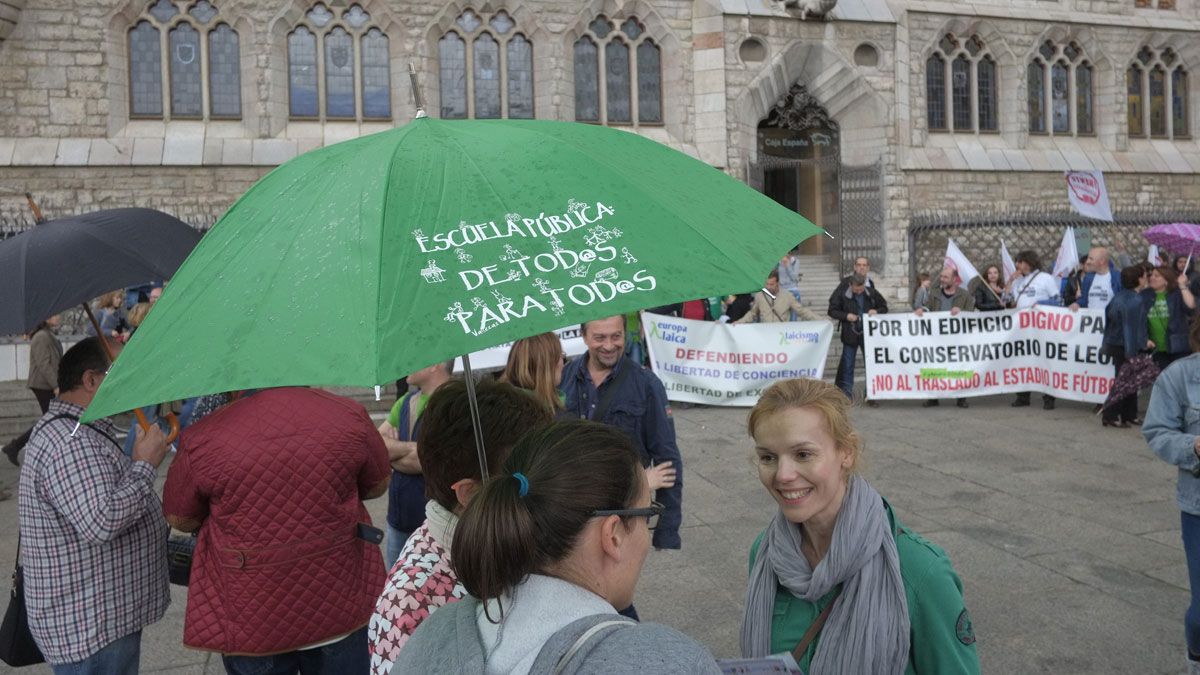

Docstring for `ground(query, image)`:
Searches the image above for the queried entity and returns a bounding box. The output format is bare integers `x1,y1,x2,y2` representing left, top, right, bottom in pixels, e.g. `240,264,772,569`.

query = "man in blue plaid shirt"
18,337,171,673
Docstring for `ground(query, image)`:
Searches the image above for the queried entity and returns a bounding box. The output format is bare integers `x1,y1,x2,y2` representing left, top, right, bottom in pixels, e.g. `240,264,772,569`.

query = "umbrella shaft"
461,353,489,481
81,302,153,435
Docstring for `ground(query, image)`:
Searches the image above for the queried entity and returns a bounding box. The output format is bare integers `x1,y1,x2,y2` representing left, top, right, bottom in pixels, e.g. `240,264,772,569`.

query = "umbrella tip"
415,109,427,119
374,385,382,401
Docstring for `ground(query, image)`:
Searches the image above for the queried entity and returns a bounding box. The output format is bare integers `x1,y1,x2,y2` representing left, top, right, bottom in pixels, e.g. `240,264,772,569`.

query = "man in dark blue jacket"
561,315,683,550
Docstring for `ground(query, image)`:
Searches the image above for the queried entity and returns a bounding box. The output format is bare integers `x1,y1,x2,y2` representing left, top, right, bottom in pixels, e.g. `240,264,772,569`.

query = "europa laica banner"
643,312,833,406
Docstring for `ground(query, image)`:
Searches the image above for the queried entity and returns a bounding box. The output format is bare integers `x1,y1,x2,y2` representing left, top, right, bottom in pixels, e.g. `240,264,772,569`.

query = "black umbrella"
0,207,201,440
0,207,201,335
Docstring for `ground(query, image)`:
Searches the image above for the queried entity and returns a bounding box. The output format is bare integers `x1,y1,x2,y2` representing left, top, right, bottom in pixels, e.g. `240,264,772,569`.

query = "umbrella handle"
132,408,180,444
81,302,180,444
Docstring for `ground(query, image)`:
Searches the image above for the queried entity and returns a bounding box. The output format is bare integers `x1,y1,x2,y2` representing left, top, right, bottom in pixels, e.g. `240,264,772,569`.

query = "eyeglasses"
592,501,664,531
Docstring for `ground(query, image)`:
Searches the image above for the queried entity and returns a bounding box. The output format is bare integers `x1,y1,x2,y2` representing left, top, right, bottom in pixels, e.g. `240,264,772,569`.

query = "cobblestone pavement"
0,393,1189,674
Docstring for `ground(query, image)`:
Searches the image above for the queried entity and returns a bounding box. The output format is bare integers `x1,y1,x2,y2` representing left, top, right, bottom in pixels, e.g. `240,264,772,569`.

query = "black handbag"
167,533,197,586
0,538,45,667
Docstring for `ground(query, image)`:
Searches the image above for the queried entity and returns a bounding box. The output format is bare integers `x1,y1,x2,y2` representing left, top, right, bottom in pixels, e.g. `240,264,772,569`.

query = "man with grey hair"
828,273,888,404
915,267,975,408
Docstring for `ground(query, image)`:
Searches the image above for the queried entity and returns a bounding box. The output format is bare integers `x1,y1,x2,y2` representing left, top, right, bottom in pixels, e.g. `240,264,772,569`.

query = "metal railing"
908,207,1200,284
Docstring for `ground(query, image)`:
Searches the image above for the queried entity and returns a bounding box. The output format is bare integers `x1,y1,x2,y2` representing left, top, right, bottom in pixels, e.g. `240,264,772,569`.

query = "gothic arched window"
573,15,662,125
925,34,997,133
1028,41,1093,136
438,9,534,119
287,3,391,121
128,0,241,120
1127,47,1189,139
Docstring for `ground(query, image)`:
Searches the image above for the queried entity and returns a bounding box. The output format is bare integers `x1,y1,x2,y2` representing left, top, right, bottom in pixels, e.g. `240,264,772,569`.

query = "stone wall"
0,0,700,149
0,1,22,45
906,169,1200,212
0,166,268,224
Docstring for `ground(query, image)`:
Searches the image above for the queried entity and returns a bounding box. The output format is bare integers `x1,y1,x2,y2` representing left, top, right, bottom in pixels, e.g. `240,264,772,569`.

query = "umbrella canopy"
1102,353,1159,412
0,208,202,335
1143,223,1200,257
84,118,822,422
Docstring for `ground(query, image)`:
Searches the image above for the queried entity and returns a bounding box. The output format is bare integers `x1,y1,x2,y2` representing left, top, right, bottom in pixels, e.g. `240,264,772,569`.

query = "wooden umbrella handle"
81,303,179,443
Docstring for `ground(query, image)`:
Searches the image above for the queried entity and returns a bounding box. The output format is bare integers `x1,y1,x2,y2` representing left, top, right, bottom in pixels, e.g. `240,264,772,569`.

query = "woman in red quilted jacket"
163,387,391,674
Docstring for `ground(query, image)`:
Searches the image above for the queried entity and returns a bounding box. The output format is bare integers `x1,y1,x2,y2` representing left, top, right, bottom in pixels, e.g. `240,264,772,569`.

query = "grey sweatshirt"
393,592,722,674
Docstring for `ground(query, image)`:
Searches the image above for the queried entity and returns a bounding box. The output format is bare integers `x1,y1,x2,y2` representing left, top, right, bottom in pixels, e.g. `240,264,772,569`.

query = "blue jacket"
1076,262,1121,308
387,392,426,533
1140,288,1195,355
561,355,682,549
1143,354,1200,515
1102,289,1149,359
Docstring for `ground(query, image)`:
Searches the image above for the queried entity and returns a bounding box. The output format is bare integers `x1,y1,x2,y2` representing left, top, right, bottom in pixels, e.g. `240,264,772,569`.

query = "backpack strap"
552,618,636,675
791,588,842,663
32,412,121,453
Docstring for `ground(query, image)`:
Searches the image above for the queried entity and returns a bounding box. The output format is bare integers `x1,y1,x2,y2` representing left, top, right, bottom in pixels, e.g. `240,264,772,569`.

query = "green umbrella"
83,117,822,423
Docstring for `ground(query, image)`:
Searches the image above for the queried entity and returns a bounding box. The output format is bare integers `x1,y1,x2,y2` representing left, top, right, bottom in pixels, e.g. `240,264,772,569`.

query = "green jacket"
748,500,980,675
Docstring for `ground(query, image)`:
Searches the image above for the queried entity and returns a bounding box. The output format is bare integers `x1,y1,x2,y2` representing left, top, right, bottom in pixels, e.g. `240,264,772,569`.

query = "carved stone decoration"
0,0,26,46
773,0,837,21
761,83,838,132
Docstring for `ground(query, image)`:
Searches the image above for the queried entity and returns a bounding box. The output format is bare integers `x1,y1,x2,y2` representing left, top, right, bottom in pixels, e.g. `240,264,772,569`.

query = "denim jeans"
1182,512,1200,656
385,522,411,571
51,630,141,675
834,343,862,400
221,627,368,675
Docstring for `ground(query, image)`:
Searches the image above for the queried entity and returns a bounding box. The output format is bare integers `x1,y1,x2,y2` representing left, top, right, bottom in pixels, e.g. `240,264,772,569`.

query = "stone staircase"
0,380,37,442
791,254,854,382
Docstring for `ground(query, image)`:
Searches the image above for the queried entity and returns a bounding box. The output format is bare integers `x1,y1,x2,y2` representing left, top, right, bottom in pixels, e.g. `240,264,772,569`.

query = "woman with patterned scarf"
740,378,980,673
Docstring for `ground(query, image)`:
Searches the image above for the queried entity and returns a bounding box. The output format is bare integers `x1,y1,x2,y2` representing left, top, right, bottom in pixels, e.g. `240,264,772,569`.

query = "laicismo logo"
778,329,820,345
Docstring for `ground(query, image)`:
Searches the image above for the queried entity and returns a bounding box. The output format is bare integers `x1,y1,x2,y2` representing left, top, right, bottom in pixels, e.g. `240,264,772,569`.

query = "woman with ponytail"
394,421,720,674
742,378,979,674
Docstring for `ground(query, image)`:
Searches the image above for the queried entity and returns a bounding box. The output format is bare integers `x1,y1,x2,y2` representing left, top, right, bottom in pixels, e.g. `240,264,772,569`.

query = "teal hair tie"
513,472,530,497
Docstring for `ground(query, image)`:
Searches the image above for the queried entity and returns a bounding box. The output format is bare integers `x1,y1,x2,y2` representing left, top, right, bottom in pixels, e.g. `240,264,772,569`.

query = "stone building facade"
1,0,1198,301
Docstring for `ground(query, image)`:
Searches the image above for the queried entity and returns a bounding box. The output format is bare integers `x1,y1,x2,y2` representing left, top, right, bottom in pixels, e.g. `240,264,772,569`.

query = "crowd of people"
13,239,1200,674
10,304,982,674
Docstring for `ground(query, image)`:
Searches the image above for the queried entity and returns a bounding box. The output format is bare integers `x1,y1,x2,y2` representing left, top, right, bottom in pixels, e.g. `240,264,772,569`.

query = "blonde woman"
500,332,569,417
741,378,979,673
90,290,127,338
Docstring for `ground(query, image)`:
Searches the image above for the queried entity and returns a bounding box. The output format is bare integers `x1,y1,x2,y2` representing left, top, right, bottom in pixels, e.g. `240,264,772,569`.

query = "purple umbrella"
1144,223,1200,263
1102,353,1159,412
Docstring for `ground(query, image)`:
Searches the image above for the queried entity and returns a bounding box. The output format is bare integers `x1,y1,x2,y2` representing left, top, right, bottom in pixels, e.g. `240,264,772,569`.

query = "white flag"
1000,240,1017,283
1052,227,1080,279
1065,170,1114,222
1148,244,1161,265
944,238,979,285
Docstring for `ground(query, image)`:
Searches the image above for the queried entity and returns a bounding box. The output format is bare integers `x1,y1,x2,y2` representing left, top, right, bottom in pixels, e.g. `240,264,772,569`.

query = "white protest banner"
945,238,979,285
1066,170,1114,222
864,306,1114,403
453,325,585,373
643,312,833,406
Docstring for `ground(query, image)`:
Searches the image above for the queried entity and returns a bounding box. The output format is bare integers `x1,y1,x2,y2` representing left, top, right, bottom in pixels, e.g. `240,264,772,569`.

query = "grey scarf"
740,475,910,674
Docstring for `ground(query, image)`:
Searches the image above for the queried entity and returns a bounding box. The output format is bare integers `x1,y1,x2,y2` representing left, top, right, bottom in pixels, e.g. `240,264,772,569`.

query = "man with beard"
560,315,682,552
